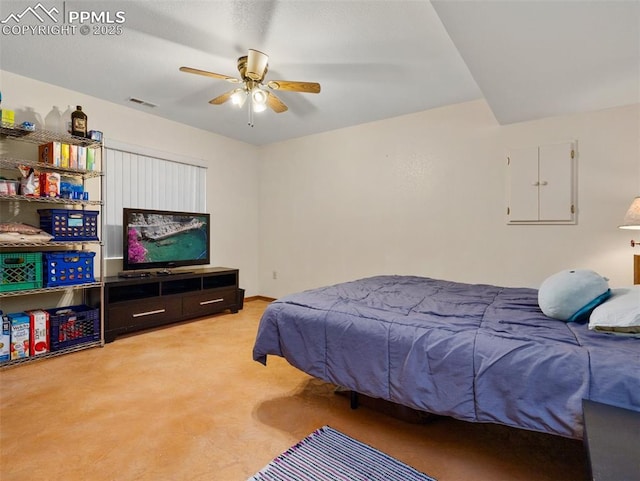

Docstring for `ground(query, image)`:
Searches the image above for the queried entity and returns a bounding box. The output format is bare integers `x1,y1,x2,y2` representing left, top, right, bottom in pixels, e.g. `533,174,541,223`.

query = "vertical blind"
104,147,207,259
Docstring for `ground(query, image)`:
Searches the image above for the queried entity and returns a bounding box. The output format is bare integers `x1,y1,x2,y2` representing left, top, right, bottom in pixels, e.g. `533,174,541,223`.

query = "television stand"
155,269,193,276
101,267,240,343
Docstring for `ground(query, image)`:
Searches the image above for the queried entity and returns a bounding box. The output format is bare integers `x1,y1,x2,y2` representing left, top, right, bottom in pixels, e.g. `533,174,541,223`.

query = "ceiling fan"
180,49,320,123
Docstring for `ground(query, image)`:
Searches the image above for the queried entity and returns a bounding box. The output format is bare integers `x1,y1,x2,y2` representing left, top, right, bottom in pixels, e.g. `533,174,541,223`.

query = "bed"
252,275,640,439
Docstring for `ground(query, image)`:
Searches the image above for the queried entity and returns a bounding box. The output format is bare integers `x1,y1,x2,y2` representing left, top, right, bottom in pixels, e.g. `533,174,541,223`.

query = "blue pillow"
567,289,611,322
538,269,610,322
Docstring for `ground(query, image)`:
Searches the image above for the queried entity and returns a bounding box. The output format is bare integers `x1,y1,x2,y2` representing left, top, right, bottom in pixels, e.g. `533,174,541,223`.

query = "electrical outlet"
272,271,278,280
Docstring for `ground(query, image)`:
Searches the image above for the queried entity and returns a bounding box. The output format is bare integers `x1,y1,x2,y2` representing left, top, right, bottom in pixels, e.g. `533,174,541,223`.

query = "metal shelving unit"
0,240,101,249
0,282,102,299
2,340,103,367
0,193,101,205
0,123,105,369
0,122,100,147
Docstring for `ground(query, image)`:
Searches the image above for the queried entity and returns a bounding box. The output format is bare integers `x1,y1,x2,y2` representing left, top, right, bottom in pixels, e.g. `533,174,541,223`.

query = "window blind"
104,146,207,259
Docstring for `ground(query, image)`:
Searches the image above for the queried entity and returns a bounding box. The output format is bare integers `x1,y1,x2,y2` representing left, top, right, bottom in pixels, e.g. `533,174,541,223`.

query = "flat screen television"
122,207,210,272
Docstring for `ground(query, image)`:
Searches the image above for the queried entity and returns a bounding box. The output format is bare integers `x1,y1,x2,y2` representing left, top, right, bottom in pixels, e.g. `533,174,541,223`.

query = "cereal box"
0,314,10,362
40,172,61,198
27,310,49,356
8,312,30,360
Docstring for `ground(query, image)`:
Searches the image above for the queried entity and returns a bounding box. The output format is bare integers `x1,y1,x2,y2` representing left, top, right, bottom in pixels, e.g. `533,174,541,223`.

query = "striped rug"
248,425,437,481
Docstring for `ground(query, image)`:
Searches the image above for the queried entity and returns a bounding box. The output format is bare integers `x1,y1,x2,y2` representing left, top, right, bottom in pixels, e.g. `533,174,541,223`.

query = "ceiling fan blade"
209,89,236,105
246,49,269,81
179,66,240,83
266,91,288,113
267,80,321,94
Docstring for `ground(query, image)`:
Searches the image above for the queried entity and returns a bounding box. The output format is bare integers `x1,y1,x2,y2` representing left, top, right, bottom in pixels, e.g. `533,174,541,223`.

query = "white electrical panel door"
508,147,540,222
538,142,574,222
507,141,575,224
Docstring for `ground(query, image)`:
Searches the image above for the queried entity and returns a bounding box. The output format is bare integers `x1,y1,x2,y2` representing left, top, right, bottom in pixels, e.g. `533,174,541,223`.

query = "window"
104,142,207,258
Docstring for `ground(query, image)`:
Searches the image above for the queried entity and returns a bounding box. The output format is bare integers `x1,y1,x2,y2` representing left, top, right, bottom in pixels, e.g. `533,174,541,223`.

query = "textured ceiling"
0,0,638,146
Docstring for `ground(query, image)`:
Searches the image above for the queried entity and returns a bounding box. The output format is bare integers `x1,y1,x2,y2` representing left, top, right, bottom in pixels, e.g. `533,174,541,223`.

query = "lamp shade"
619,197,640,229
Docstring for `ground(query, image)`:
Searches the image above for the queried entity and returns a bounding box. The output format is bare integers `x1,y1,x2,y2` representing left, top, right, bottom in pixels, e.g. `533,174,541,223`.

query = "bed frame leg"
350,391,359,410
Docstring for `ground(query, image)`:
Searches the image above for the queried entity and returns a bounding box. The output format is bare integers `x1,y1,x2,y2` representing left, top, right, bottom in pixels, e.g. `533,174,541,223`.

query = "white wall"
258,99,640,298
1,70,260,296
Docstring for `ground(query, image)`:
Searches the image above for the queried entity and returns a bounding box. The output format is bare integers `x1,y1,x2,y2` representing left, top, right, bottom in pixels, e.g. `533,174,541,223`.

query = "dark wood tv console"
102,267,239,343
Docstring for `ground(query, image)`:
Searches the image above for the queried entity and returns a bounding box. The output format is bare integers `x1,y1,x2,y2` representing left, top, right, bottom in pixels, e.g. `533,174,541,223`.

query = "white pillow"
589,286,640,336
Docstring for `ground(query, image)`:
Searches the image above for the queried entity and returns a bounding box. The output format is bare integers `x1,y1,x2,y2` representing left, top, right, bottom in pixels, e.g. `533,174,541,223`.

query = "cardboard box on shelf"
39,141,61,166
8,313,30,360
86,147,95,171
0,315,10,362
40,172,61,198
1,109,15,124
60,143,70,168
77,146,87,170
69,144,78,169
27,310,49,356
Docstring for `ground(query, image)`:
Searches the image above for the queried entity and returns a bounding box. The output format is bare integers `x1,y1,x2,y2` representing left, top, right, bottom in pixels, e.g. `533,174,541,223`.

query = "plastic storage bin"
43,251,95,287
47,305,100,351
0,252,43,292
38,209,99,241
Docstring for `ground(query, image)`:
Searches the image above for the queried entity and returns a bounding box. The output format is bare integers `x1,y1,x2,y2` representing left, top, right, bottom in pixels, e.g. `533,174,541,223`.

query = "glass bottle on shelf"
71,105,87,137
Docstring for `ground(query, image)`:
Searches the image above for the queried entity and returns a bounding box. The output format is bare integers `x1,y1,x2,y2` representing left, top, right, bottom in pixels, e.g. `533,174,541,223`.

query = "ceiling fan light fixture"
252,102,267,113
231,88,247,107
252,88,268,105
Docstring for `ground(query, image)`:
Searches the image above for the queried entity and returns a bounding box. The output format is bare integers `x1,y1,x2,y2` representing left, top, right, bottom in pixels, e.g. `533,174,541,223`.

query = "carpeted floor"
0,300,589,481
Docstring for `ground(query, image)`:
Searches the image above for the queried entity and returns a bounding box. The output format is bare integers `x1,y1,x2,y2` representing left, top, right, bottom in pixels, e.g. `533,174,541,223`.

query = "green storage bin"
0,252,43,293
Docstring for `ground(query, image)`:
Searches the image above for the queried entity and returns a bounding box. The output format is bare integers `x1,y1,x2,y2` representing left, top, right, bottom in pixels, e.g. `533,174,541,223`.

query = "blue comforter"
253,275,640,439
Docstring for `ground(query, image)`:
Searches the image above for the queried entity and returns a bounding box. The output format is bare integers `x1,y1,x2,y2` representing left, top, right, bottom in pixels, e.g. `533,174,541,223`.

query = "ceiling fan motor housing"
236,56,269,82
241,49,270,81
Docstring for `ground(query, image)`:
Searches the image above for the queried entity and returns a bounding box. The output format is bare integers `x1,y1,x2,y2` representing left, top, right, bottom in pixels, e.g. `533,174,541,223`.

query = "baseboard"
246,295,277,303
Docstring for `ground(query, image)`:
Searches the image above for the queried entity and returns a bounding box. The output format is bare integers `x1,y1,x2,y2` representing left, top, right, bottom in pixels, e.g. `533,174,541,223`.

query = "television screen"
122,208,210,272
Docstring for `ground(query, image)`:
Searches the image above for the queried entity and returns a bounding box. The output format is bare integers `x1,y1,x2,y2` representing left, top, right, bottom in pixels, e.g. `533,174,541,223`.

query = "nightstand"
582,399,640,481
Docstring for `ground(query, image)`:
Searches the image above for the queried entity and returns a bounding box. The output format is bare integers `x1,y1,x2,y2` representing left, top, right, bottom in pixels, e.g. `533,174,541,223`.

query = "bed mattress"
253,275,640,438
